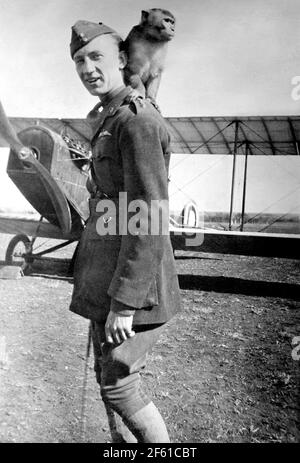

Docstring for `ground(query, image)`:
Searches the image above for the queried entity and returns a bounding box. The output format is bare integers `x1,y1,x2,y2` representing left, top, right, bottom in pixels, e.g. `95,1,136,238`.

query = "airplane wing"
1,115,300,156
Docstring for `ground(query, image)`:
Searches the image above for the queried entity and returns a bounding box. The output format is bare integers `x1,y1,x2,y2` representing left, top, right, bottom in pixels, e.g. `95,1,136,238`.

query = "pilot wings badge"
98,130,112,138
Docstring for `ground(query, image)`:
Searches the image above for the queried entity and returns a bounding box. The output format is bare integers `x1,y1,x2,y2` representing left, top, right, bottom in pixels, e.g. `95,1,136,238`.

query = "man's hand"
105,310,135,344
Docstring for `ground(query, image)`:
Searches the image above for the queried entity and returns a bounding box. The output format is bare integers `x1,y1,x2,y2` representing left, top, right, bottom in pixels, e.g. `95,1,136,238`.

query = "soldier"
69,20,181,443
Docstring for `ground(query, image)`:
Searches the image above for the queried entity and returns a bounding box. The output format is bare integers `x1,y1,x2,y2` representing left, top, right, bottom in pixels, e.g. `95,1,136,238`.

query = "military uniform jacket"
70,86,181,325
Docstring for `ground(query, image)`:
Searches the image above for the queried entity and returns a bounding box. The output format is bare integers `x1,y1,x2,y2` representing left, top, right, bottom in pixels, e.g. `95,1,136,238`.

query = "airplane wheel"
5,234,32,271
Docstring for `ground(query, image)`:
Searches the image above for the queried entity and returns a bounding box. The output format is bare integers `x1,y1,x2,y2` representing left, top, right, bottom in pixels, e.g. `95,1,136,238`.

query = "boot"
104,402,137,443
123,401,170,443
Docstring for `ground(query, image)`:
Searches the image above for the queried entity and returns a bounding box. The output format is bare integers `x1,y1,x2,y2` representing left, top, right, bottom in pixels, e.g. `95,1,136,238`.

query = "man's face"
73,34,124,97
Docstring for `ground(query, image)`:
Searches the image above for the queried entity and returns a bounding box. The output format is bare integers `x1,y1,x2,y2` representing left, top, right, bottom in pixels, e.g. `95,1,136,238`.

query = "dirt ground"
0,233,299,443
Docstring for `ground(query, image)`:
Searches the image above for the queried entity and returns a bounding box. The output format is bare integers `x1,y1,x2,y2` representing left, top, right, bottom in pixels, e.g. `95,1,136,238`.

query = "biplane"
0,109,299,272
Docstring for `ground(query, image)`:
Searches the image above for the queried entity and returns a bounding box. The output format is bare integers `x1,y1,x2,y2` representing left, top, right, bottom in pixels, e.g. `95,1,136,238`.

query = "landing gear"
5,234,33,272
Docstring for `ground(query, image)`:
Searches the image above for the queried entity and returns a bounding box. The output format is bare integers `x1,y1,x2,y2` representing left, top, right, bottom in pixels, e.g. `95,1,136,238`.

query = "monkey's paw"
146,97,161,113
125,88,146,107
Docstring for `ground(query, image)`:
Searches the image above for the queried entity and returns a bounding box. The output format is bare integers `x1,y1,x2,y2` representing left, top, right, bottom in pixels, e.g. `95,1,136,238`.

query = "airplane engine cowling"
7,125,90,234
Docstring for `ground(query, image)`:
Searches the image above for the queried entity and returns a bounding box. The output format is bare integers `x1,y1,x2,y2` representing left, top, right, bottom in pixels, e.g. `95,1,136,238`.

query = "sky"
0,0,299,118
0,0,299,217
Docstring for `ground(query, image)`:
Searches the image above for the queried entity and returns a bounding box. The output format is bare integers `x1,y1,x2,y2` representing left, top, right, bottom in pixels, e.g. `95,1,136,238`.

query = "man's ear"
118,50,127,70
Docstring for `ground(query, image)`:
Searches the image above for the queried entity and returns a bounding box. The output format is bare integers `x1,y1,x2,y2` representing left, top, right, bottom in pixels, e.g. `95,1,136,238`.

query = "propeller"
0,101,24,154
0,100,72,234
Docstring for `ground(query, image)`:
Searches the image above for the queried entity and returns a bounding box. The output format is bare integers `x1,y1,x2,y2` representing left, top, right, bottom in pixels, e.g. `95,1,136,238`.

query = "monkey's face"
73,35,126,98
142,9,175,42
160,15,176,40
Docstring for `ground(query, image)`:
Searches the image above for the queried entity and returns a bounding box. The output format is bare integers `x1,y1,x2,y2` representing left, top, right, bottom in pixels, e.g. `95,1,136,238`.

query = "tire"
5,234,32,271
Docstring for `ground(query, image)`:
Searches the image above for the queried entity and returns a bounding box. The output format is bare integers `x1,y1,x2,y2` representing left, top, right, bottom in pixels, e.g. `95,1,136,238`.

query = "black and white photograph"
0,0,299,446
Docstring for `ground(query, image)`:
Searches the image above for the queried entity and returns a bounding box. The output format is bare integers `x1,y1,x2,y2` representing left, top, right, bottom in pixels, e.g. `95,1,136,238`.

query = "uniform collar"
87,86,132,135
100,85,127,107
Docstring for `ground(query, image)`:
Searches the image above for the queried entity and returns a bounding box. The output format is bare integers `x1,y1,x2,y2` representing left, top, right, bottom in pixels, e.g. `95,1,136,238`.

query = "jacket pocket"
92,135,116,161
92,137,120,197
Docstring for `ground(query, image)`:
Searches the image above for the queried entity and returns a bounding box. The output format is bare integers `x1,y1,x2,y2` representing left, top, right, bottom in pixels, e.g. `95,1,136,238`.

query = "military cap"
70,20,118,58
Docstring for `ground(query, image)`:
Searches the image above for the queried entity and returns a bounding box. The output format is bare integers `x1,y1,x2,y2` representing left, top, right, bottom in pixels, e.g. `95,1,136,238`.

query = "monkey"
122,8,175,104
